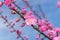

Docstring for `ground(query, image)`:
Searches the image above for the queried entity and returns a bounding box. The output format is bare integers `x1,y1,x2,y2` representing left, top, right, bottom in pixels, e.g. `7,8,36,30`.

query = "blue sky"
0,0,60,40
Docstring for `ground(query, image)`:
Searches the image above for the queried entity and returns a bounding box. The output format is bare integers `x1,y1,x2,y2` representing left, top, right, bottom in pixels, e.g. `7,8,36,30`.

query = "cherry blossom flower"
4,0,12,6
25,15,37,26
10,4,15,10
53,36,60,40
38,20,45,26
24,11,33,19
46,30,56,38
46,23,53,29
22,8,26,14
39,25,47,32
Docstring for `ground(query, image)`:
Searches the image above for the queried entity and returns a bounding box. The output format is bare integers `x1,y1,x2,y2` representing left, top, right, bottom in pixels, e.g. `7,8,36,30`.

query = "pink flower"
38,20,45,26
0,2,3,7
4,0,12,6
53,36,60,40
22,8,26,14
54,28,60,32
39,25,47,32
24,11,33,19
25,15,37,25
46,30,56,38
57,2,60,8
47,23,53,29
10,4,15,10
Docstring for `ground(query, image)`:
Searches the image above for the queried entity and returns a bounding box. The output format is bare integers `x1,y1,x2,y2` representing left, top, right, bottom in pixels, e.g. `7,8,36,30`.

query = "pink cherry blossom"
54,28,60,32
22,8,26,14
27,11,32,15
46,30,56,38
0,2,3,7
25,15,37,25
10,4,15,10
24,11,33,19
47,23,53,29
38,20,45,26
20,23,25,27
4,0,12,6
57,2,60,8
39,25,47,32
53,36,60,40
13,0,16,2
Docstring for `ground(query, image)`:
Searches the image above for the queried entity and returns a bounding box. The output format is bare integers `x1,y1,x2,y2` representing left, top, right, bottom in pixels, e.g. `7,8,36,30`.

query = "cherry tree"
0,0,60,40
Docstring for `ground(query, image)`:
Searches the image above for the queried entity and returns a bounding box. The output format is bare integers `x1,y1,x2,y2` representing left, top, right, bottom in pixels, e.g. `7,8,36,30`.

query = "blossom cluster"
0,0,60,40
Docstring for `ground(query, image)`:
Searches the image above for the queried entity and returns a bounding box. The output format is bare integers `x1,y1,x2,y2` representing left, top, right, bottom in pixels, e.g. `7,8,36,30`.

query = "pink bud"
27,11,32,15
57,2,60,8
10,4,15,10
24,35,28,40
36,35,40,39
15,18,20,23
10,29,14,32
0,2,3,7
47,23,53,29
16,29,22,36
22,8,26,14
20,23,25,27
38,20,45,26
